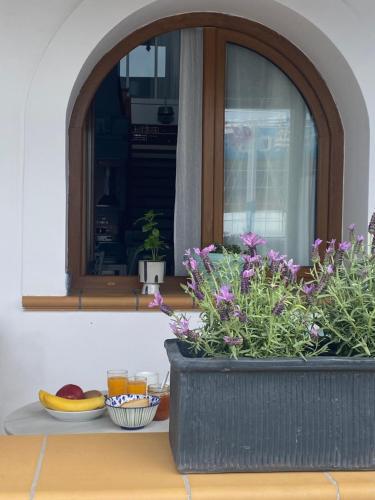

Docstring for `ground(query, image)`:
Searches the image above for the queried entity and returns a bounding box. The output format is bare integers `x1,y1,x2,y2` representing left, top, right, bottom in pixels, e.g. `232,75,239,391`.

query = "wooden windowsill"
22,290,197,311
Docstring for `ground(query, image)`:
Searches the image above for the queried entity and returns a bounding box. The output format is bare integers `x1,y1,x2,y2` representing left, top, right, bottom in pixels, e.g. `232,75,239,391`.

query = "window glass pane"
129,45,156,77
119,33,179,100
85,32,181,276
224,43,317,265
157,46,166,77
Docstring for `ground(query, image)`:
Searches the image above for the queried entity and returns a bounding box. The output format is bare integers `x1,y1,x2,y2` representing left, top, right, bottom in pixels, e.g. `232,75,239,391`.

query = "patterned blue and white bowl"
105,394,160,430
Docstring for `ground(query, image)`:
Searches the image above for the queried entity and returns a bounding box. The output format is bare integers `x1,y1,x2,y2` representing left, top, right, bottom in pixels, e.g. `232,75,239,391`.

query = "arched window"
68,14,343,293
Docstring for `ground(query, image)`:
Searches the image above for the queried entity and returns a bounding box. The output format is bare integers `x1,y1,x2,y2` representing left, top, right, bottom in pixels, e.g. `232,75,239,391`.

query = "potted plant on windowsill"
150,214,375,473
135,210,168,295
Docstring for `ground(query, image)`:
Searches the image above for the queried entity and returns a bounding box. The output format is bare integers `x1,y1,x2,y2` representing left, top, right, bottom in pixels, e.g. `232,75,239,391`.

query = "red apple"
55,384,85,400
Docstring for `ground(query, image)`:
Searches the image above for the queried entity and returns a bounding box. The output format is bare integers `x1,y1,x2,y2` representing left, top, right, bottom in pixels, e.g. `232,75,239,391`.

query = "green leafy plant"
307,220,375,356
135,210,168,262
150,236,326,359
149,212,375,359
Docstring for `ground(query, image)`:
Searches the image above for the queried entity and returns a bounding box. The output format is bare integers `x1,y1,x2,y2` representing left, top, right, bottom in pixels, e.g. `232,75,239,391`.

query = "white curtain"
223,43,317,265
174,29,203,275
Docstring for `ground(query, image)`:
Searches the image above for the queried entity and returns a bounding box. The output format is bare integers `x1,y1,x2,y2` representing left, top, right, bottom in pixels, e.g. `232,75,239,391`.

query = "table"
4,401,169,435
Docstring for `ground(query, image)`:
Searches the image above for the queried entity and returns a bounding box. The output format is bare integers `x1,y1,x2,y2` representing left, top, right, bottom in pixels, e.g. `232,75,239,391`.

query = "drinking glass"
127,376,147,395
135,371,159,387
107,369,128,397
148,384,170,420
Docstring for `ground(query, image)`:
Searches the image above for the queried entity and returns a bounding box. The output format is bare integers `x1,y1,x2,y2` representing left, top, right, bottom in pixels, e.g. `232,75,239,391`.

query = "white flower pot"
138,260,166,294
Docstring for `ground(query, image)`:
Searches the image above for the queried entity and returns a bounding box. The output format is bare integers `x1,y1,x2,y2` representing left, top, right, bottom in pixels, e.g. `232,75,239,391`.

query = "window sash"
68,15,343,293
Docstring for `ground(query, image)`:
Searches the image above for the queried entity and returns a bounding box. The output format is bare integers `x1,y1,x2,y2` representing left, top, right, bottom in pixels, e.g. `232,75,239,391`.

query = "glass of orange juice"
127,376,147,395
107,369,128,397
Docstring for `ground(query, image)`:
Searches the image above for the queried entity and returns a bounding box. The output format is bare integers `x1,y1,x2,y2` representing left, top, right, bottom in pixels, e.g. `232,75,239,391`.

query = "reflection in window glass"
224,44,317,265
119,46,167,78
119,32,179,99
85,31,181,277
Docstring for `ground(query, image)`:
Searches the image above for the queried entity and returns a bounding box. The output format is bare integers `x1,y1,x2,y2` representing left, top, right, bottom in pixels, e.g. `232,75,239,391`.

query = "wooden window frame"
68,13,343,294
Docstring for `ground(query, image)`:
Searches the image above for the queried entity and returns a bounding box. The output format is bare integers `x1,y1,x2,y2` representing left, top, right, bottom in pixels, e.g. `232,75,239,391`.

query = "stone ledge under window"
22,292,197,311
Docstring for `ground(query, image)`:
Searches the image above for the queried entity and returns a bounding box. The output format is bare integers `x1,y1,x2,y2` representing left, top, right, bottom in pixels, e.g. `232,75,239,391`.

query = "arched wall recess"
22,1,370,296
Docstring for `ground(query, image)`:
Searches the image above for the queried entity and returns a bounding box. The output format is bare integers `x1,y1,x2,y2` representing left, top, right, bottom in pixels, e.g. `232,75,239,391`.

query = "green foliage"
180,251,325,359
310,238,375,356
213,243,242,254
152,216,375,359
134,210,168,261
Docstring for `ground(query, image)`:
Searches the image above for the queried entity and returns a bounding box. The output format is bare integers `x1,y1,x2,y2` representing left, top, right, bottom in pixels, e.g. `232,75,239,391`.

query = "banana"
39,390,104,412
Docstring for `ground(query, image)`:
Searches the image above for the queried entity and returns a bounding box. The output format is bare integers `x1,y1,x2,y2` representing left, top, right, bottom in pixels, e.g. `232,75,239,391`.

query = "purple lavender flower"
240,232,266,248
315,265,334,293
223,336,243,346
178,319,191,334
368,212,375,235
354,234,365,253
338,241,351,252
243,269,255,278
313,238,323,250
250,254,263,264
241,269,255,294
303,284,315,295
187,281,205,301
183,257,203,286
327,264,334,275
160,304,174,316
187,329,199,341
240,232,266,257
169,318,190,337
302,283,316,304
149,292,163,308
267,250,286,273
348,223,356,232
312,238,323,261
326,239,336,254
218,303,231,321
277,259,288,279
214,285,234,305
170,317,198,341
267,249,281,262
242,254,262,272
186,257,198,270
286,259,300,282
194,245,216,273
194,244,216,257
149,292,174,316
287,259,301,275
233,306,248,323
335,241,351,266
272,300,285,316
356,234,364,244
323,239,336,264
169,323,184,338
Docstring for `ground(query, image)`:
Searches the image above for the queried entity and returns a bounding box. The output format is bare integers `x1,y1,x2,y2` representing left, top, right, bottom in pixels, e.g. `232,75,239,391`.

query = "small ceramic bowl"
105,394,160,430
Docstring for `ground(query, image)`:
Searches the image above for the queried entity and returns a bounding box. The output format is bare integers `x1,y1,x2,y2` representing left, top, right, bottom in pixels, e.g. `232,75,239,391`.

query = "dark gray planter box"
165,338,375,473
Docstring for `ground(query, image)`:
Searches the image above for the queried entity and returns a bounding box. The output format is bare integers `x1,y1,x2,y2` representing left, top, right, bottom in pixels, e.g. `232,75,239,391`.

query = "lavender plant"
150,236,326,358
308,221,375,356
150,213,375,359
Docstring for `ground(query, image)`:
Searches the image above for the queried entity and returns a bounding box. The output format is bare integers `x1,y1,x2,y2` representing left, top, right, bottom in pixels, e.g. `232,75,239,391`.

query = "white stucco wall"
0,0,374,429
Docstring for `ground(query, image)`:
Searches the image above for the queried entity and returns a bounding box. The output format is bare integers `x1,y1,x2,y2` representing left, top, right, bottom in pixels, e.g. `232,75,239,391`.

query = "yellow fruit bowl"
44,407,106,422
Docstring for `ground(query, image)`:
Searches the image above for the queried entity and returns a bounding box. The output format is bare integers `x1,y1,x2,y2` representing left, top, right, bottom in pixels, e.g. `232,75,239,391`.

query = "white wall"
0,0,374,430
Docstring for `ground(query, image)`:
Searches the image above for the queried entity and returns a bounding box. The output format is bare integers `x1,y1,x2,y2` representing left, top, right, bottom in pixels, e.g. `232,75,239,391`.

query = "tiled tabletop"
0,433,374,499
